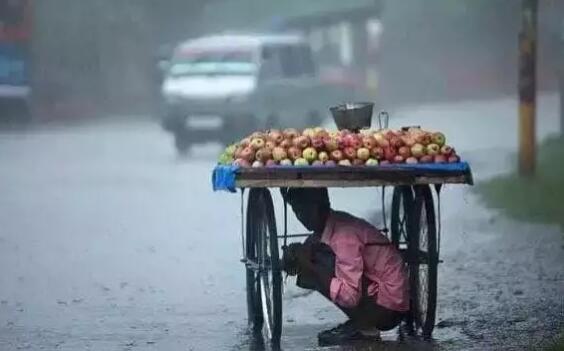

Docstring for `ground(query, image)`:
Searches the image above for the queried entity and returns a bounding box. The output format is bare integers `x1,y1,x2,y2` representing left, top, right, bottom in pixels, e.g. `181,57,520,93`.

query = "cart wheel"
246,191,263,332
410,185,438,339
390,186,414,249
246,189,282,344
391,186,415,333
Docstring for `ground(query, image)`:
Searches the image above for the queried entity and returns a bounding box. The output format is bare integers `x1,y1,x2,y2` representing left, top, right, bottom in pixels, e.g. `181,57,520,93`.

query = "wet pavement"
0,95,563,350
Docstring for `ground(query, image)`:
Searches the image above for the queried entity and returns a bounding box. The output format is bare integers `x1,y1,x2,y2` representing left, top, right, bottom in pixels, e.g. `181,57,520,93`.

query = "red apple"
448,155,460,163
440,145,453,156
383,129,396,140
343,147,357,160
350,136,362,149
426,144,440,156
234,146,244,159
311,136,324,149
398,146,411,158
240,147,255,162
335,135,346,149
416,133,432,145
371,147,385,160
401,135,417,147
375,137,390,148
255,148,272,163
362,136,377,149
330,149,344,161
287,146,302,161
390,136,404,149
314,127,328,139
279,138,292,149
323,137,339,151
283,128,299,139
393,155,405,164
265,140,276,150
265,159,277,167
406,157,418,164
434,155,447,163
272,147,287,162
344,134,362,149
384,147,397,162
420,155,433,163
268,130,284,144
293,135,310,149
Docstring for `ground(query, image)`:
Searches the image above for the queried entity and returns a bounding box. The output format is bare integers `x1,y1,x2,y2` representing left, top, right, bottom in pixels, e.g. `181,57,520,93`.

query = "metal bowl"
330,102,374,131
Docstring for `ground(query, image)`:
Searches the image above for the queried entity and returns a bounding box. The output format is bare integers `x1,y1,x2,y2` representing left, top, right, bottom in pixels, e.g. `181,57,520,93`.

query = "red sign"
0,0,31,42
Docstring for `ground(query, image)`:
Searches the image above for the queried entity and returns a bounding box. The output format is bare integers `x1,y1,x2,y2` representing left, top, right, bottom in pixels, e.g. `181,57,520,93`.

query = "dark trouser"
297,242,404,331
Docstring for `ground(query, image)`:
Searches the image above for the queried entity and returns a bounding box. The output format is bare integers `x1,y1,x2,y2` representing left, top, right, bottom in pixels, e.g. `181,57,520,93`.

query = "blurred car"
159,33,354,154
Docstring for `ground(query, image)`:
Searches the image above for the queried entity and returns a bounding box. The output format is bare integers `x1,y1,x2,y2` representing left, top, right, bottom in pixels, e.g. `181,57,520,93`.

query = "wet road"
0,95,563,350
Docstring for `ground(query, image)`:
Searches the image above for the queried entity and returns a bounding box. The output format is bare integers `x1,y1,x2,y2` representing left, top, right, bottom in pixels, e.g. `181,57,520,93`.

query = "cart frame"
232,165,473,346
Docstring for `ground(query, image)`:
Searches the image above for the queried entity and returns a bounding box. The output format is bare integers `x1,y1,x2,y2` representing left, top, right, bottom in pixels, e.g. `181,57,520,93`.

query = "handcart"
211,104,473,345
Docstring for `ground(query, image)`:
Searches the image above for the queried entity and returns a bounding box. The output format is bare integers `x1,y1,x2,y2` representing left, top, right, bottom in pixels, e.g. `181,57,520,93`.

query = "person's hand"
294,243,313,271
282,243,301,276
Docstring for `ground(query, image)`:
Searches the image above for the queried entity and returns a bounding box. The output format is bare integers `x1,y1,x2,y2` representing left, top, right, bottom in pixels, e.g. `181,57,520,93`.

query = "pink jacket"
320,210,410,312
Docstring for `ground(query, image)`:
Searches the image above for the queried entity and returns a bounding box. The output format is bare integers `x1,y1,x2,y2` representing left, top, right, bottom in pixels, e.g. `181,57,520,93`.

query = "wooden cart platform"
233,163,473,188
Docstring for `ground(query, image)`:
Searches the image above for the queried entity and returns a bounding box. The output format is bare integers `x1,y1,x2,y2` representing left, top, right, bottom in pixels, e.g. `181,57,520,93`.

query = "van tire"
174,129,191,155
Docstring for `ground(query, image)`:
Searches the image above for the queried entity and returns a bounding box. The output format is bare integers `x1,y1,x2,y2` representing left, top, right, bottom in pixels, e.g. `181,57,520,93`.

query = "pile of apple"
218,127,460,167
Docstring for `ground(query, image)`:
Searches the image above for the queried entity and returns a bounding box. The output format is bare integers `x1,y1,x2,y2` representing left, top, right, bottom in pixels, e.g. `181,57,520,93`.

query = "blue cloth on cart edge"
211,162,471,192
212,165,240,193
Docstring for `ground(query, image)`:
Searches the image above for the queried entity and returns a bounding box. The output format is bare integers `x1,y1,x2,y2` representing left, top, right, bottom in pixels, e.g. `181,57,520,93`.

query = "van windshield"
169,49,257,77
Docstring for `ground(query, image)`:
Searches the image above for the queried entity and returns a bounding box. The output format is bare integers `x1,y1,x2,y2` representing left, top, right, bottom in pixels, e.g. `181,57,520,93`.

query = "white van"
159,33,354,154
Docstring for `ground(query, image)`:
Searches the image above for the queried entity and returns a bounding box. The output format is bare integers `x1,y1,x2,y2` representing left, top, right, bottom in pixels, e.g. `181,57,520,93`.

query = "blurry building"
31,0,207,120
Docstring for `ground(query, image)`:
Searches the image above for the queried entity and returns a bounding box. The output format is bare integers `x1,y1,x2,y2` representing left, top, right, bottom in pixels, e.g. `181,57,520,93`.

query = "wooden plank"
236,175,470,188
230,164,473,188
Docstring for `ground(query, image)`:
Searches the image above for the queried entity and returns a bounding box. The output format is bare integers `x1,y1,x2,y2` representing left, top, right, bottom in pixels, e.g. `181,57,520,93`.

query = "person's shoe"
317,321,380,346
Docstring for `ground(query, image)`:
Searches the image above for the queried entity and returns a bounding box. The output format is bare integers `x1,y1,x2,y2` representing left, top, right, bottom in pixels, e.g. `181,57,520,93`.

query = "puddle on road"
231,322,474,351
